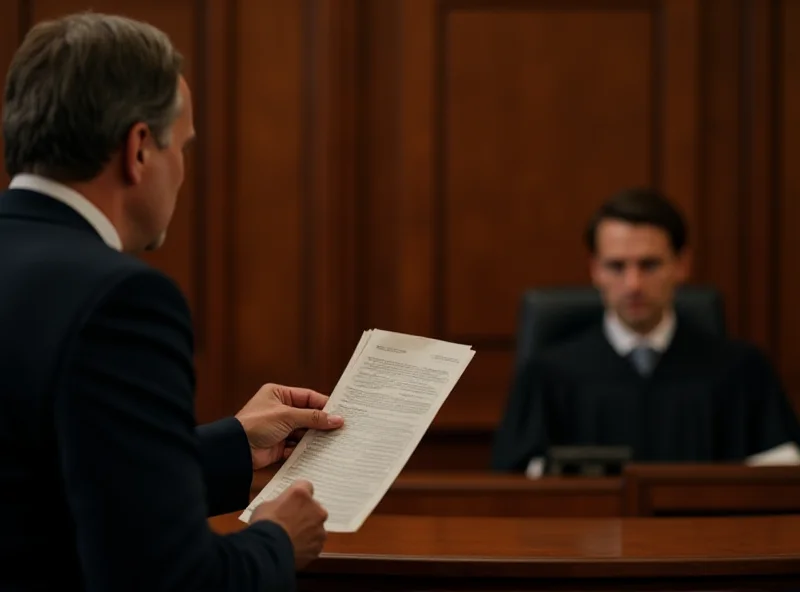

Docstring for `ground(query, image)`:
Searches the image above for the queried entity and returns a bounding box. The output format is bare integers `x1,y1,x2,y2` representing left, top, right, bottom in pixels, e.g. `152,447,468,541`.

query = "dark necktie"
629,345,659,377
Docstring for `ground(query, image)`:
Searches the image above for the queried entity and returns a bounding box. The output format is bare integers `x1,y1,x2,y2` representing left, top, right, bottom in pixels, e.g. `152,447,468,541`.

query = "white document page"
239,329,475,532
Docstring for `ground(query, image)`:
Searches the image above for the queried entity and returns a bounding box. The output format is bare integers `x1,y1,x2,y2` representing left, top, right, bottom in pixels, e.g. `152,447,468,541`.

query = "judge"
492,188,800,476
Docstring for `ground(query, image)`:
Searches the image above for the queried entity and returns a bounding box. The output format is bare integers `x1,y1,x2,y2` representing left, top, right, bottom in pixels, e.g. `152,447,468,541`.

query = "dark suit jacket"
0,188,295,591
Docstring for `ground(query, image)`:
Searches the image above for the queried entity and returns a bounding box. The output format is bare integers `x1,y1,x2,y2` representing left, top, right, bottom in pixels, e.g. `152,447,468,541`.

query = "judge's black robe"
491,317,800,472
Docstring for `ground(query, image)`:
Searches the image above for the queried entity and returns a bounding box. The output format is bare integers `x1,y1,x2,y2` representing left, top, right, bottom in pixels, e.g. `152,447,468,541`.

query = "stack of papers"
239,329,475,532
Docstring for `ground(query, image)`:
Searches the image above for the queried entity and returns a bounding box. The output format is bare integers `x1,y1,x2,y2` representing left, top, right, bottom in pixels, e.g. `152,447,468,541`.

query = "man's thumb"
291,408,344,429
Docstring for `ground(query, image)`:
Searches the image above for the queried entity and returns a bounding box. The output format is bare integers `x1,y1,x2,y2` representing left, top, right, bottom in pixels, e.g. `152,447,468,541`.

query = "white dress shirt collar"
604,308,676,356
8,173,122,251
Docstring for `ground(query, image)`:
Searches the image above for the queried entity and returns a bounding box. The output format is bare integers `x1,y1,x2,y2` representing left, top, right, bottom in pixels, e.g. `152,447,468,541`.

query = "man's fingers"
303,390,330,410
279,385,330,410
289,408,344,430
292,479,314,496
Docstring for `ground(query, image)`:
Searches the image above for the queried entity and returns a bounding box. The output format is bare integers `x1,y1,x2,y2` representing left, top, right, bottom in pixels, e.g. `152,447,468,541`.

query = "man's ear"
122,122,150,185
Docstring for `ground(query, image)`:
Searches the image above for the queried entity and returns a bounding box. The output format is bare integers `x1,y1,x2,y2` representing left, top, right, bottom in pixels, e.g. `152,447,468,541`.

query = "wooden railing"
208,464,800,591
243,463,800,519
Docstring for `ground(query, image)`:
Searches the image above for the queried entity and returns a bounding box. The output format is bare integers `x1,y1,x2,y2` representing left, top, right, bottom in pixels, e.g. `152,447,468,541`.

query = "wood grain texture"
622,464,800,516
209,513,800,590
777,0,800,399
231,0,306,402
0,0,21,190
442,5,653,338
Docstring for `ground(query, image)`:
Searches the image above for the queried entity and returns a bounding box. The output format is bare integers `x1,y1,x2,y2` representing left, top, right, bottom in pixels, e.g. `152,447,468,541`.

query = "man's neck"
604,309,676,355
8,173,125,251
55,173,133,250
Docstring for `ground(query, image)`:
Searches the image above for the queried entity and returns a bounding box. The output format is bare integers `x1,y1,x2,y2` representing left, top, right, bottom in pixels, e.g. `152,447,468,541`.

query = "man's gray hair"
2,12,183,182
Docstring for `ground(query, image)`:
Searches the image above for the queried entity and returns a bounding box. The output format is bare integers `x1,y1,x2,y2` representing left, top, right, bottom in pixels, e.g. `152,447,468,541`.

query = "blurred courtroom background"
2,0,799,470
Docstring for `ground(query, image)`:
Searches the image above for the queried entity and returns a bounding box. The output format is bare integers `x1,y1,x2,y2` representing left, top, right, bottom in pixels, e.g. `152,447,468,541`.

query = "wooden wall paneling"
193,0,235,421
659,0,701,230
440,0,657,432
302,0,360,394
0,0,22,189
358,0,708,443
233,0,307,406
232,0,358,407
699,0,744,337
442,0,653,342
778,0,800,401
743,0,778,355
356,0,402,344
397,0,436,340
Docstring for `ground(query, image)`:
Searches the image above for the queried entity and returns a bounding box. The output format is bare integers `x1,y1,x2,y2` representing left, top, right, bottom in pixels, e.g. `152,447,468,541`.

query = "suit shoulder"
86,262,192,326
1,229,188,331
16,232,147,289
30,243,193,342
75,264,196,376
35,240,187,312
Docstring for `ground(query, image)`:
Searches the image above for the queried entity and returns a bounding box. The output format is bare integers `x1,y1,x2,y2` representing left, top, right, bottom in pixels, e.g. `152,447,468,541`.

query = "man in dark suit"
0,12,343,591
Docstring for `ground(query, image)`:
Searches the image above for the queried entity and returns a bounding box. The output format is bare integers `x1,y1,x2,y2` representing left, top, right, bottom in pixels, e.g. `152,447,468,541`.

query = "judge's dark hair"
2,12,183,182
584,187,688,254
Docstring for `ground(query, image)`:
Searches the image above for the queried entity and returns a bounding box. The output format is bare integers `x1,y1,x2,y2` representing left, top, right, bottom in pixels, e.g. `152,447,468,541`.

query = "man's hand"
235,383,344,469
249,480,328,568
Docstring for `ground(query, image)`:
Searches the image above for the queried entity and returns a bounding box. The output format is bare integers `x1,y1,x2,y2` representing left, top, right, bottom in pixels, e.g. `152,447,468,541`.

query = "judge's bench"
209,464,800,591
208,286,800,590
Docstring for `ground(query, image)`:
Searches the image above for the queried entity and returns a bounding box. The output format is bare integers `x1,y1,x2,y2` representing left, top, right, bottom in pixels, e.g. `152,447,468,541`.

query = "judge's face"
590,219,689,334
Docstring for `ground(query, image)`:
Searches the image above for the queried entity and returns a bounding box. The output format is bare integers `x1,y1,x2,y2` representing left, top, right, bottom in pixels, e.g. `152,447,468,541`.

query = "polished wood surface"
211,513,800,590
623,464,800,516
212,466,800,588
